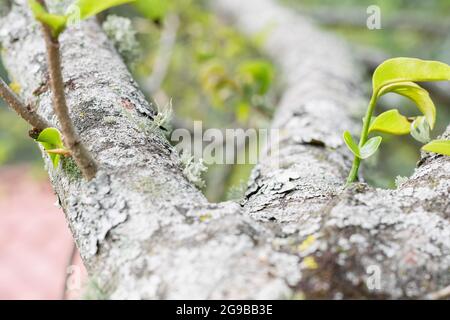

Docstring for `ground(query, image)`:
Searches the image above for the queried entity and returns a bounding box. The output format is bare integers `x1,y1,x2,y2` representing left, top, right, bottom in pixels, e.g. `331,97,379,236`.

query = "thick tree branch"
0,0,448,299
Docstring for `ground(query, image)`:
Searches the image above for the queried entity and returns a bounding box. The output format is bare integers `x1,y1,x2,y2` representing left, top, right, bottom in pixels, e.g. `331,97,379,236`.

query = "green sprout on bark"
36,127,70,168
344,57,450,184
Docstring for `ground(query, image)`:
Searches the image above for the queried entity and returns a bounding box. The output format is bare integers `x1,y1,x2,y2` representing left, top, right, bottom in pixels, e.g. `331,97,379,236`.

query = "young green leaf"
238,60,274,95
36,127,63,148
410,116,431,144
134,0,169,20
373,58,450,94
369,109,411,135
76,0,136,20
343,131,361,158
36,128,65,167
28,0,68,37
422,139,450,156
378,81,436,129
360,136,382,159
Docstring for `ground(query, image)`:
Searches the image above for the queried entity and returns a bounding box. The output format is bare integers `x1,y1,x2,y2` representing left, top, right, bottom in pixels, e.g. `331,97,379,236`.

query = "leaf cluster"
344,58,450,182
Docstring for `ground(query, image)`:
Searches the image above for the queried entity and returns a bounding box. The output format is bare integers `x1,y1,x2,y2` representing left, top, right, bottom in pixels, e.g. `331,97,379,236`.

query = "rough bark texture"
0,0,448,299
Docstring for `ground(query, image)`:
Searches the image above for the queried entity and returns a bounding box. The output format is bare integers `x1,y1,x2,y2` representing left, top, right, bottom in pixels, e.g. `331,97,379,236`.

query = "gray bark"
0,0,448,299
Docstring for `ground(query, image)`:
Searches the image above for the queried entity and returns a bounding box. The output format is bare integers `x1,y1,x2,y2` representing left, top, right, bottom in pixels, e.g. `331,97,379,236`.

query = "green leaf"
422,140,450,156
360,136,382,159
369,109,411,135
28,0,68,37
134,0,169,20
378,82,436,129
36,128,64,148
410,116,431,144
75,0,136,20
373,58,450,94
238,60,274,95
343,131,361,158
36,128,64,167
343,131,382,159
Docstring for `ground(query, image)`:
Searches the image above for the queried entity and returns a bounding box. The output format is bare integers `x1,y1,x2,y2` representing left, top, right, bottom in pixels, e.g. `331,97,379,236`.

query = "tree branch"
299,6,450,38
212,0,450,298
0,0,448,299
0,77,49,132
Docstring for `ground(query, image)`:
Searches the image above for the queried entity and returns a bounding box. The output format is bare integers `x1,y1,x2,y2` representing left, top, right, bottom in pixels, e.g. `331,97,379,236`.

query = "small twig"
145,13,179,94
0,77,49,132
37,0,97,180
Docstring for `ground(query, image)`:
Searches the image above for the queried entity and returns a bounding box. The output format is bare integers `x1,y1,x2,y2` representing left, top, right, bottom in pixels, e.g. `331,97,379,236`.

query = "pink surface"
0,165,86,300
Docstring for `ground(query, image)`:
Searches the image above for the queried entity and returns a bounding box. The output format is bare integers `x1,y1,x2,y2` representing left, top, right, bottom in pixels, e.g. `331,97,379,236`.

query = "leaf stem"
37,0,97,180
346,93,378,184
46,148,72,156
0,77,49,132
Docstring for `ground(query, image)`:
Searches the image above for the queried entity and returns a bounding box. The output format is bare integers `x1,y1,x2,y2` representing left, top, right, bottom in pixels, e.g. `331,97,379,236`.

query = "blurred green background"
1,0,450,200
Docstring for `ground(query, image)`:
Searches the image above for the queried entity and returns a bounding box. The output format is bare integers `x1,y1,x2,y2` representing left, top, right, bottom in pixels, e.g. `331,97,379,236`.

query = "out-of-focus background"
0,0,449,299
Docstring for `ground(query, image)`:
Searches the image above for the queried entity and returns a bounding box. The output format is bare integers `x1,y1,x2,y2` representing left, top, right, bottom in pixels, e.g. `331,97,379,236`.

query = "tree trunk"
0,0,448,299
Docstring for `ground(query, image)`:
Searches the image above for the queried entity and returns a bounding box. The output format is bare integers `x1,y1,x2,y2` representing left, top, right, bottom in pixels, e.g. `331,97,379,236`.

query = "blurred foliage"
0,106,43,166
281,0,450,13
129,0,277,200
0,62,43,168
131,0,276,128
281,0,450,57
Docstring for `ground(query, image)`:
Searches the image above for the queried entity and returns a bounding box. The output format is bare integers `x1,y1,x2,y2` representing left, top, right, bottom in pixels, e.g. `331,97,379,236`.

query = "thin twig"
36,0,97,180
145,13,179,94
0,77,49,132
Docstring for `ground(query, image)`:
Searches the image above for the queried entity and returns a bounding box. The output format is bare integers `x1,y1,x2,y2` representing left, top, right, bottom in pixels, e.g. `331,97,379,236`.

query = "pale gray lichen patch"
65,172,128,259
180,152,208,189
102,15,141,67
